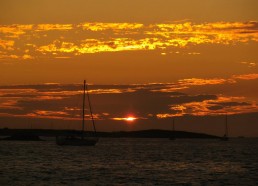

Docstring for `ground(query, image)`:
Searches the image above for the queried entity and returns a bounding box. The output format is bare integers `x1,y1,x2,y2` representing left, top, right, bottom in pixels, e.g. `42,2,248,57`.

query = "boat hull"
220,137,229,141
56,136,99,146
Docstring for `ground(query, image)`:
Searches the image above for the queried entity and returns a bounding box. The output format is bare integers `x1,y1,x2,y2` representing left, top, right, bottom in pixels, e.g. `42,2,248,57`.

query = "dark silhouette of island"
99,129,219,138
0,133,43,141
0,128,219,139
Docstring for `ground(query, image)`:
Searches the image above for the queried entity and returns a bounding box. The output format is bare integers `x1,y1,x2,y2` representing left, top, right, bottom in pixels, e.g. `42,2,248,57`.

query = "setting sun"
125,117,136,122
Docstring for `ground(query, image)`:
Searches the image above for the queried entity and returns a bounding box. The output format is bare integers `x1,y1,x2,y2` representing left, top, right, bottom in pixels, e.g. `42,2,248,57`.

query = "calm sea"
0,138,258,185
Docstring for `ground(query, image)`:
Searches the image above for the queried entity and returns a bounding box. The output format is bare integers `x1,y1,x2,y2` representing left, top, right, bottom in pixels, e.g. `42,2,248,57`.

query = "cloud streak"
0,21,257,60
0,74,257,120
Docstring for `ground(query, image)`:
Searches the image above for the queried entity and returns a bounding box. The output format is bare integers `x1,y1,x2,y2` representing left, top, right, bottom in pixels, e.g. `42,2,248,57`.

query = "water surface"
0,138,257,185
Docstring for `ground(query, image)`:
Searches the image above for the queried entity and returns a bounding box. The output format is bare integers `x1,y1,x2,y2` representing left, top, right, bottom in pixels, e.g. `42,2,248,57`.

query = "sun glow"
126,116,136,121
111,116,137,122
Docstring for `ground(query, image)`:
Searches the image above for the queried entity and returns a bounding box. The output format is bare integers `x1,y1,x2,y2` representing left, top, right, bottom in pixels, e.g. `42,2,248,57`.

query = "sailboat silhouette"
221,114,229,141
56,80,99,146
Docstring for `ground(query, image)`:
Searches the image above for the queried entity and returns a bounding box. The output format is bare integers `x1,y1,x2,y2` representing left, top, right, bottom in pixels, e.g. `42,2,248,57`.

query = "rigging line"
85,80,97,135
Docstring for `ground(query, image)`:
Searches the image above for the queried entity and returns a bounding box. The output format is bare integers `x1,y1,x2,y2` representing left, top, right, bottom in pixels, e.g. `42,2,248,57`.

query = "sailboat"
169,117,176,140
56,80,99,146
221,114,229,141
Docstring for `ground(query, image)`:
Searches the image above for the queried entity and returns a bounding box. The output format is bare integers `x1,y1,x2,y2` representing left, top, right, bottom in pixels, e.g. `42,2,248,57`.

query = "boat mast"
225,114,228,137
82,80,86,138
85,81,97,135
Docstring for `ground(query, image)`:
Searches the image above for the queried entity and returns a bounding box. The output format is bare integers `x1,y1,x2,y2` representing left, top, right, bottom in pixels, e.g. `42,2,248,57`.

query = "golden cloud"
232,73,258,80
170,96,258,116
240,61,257,68
178,78,228,86
0,39,14,50
152,73,258,93
0,24,33,38
0,21,257,59
36,24,73,31
0,88,38,96
80,22,143,31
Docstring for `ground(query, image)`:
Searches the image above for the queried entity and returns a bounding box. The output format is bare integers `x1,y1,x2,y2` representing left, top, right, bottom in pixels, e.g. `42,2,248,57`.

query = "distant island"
98,129,220,138
0,133,43,141
0,128,219,140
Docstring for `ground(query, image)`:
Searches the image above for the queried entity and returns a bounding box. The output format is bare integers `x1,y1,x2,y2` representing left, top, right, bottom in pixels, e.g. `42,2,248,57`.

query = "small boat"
56,80,99,146
221,114,229,141
56,135,98,146
169,118,176,140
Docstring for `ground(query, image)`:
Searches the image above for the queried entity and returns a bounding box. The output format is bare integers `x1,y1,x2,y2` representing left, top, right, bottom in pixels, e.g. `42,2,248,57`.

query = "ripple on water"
0,138,258,185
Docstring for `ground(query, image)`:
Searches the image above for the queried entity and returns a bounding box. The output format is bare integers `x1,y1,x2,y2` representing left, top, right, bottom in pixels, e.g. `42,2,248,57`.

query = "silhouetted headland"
0,134,43,141
0,128,219,139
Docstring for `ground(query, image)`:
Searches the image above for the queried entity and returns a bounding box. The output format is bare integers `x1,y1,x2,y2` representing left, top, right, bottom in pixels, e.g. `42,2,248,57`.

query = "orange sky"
0,0,258,136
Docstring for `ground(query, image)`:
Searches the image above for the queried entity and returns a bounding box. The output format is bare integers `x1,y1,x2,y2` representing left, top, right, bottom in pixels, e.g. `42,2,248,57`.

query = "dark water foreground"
0,138,258,185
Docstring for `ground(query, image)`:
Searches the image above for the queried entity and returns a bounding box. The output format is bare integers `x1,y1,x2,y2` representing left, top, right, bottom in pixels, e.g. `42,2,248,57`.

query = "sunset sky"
0,0,258,136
